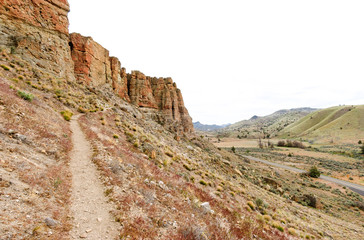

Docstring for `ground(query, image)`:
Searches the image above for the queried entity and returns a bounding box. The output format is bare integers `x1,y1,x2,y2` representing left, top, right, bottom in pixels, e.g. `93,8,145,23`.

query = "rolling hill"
219,108,317,138
193,121,231,131
280,105,364,143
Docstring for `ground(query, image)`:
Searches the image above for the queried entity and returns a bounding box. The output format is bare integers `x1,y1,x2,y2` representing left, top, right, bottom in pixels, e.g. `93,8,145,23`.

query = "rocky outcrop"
69,33,194,134
151,77,193,133
0,0,194,134
110,57,129,102
70,33,111,85
0,0,75,81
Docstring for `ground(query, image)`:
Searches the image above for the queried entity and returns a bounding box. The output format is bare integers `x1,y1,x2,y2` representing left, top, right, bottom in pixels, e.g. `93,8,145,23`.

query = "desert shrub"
231,146,236,153
1,64,10,71
60,110,73,121
17,90,34,101
308,166,320,178
288,228,297,236
358,140,362,144
199,180,208,186
255,198,264,207
272,221,284,232
247,201,255,210
285,140,293,147
277,140,305,149
361,145,364,154
292,141,305,149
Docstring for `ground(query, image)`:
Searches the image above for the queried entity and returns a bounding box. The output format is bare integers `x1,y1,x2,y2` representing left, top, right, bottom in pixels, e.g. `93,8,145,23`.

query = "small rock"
201,202,213,214
45,217,58,227
14,133,27,142
80,233,87,238
97,217,102,222
85,229,92,233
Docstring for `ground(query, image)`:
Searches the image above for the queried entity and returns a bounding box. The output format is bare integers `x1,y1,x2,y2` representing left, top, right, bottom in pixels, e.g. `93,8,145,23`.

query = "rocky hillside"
280,105,364,144
0,0,193,135
220,108,317,138
0,1,363,239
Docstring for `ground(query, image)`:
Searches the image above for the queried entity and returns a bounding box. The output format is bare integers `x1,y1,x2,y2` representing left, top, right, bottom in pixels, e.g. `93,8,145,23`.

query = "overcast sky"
68,0,364,125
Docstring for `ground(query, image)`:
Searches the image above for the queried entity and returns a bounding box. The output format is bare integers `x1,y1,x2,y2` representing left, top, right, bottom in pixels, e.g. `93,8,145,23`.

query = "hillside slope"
193,121,231,131
280,105,364,143
220,108,316,138
0,1,363,239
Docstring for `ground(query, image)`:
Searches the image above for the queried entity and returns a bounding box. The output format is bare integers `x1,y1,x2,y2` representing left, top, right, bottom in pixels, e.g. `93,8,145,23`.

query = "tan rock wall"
0,0,74,81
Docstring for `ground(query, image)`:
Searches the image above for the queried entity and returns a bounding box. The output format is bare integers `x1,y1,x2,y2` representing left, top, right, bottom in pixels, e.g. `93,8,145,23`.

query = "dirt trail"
69,115,119,239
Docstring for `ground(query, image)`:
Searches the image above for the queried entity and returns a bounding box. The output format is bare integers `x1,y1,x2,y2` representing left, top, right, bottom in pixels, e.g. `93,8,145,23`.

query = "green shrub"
308,166,320,178
1,64,10,71
361,145,364,154
60,110,73,121
17,90,34,101
255,198,264,207
247,201,256,210
231,146,236,153
199,180,207,186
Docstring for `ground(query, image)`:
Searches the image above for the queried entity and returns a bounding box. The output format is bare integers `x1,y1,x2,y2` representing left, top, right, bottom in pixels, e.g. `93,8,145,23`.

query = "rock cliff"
69,33,193,134
0,0,75,81
0,0,193,134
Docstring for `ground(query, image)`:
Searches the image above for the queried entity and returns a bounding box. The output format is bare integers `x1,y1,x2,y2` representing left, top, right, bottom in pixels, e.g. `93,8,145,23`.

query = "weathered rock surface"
69,33,194,133
0,0,194,134
70,33,111,86
110,57,129,102
0,0,75,81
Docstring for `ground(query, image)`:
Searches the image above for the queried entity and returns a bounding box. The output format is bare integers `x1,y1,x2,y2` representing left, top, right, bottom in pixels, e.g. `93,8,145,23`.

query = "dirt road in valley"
69,115,119,239
243,155,364,196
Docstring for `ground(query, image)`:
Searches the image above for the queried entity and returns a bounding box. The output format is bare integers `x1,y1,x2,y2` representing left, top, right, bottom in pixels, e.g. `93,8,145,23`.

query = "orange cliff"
69,33,193,134
0,0,194,134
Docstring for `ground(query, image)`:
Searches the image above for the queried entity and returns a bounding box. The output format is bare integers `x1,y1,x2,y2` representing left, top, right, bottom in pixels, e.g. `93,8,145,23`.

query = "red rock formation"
70,33,111,86
127,71,158,109
0,0,70,34
110,57,130,102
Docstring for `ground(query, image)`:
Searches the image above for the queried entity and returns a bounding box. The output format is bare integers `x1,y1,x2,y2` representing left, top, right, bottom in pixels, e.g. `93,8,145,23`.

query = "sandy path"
69,115,119,239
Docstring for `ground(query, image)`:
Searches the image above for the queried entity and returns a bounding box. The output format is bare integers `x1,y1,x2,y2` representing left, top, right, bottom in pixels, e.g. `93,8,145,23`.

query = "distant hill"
193,121,231,131
280,105,364,143
220,108,317,138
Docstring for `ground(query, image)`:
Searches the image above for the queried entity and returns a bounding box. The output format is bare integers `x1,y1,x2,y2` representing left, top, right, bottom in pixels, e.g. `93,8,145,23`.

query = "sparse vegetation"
17,90,34,101
277,140,305,149
1,64,10,71
308,166,320,178
60,110,73,121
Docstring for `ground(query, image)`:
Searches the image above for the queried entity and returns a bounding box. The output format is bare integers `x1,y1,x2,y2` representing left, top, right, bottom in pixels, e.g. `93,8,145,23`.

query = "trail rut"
69,115,118,239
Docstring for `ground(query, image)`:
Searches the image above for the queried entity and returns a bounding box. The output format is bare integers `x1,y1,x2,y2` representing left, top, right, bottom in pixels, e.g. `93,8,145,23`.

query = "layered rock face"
110,57,129,102
69,34,193,134
70,33,111,86
0,0,194,134
0,0,75,81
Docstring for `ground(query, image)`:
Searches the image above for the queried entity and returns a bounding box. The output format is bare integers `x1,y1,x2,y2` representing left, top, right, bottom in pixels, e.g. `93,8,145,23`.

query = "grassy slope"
221,108,316,138
281,105,364,143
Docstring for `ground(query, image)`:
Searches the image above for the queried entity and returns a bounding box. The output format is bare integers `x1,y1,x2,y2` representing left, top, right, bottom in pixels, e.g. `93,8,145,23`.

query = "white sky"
68,0,364,125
